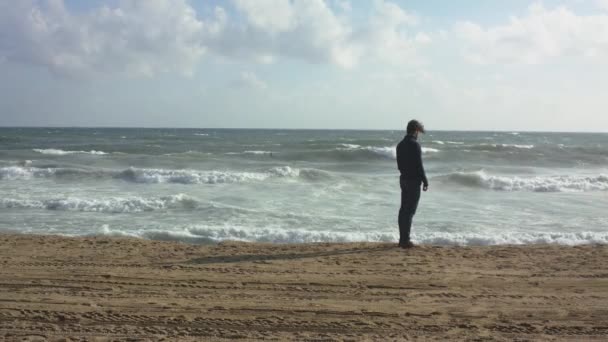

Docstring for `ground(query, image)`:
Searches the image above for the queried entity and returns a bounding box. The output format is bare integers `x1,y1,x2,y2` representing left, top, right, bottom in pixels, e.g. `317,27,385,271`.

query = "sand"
0,234,606,341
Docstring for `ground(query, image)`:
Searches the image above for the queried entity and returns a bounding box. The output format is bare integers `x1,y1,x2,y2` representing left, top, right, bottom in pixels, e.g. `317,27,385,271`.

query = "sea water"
0,128,606,245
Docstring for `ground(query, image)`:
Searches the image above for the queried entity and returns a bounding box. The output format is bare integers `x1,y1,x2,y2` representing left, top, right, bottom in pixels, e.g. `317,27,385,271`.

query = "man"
396,120,429,249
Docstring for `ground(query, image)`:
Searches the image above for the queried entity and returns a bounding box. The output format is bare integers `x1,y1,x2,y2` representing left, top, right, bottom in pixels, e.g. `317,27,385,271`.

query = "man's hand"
423,183,429,192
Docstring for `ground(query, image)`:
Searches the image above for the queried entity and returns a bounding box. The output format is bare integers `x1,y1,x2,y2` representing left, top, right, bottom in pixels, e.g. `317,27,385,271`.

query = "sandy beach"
0,234,606,341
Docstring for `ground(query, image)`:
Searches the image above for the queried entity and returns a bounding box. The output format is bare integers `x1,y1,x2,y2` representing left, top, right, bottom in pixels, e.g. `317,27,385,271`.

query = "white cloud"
220,0,358,68
0,0,430,78
232,0,295,34
358,0,427,64
414,33,432,44
455,3,608,65
0,0,213,77
371,0,418,27
333,0,352,12
223,0,427,67
230,71,268,90
597,0,608,11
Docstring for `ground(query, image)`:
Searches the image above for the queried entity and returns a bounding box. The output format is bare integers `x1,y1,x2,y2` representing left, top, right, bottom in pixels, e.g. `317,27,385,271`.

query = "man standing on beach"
396,120,429,248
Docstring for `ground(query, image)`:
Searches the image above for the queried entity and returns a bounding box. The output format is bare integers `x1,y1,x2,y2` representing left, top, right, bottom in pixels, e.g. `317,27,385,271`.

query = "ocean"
0,127,606,245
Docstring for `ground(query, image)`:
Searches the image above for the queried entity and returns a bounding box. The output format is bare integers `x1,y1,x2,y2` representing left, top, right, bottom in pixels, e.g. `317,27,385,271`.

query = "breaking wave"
433,141,464,145
438,170,608,192
0,166,59,180
467,143,535,151
116,166,321,184
244,150,274,155
0,194,198,213
98,225,398,244
96,225,608,246
415,231,608,246
335,144,439,160
225,150,274,155
0,165,332,184
33,148,109,155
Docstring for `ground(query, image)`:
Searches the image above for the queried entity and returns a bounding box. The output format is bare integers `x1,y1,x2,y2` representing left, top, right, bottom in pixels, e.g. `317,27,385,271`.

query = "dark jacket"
396,134,428,185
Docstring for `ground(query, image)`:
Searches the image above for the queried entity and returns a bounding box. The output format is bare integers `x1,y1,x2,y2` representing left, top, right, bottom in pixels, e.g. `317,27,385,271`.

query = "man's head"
406,119,425,136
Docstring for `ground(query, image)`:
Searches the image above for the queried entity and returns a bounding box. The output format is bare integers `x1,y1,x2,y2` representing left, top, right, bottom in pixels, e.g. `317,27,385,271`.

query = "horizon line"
0,125,607,134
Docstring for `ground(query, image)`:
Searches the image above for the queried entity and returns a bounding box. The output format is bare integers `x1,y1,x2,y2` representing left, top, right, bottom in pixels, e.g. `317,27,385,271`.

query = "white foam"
338,145,439,159
415,231,608,246
119,167,269,184
478,143,534,149
0,165,326,184
243,150,273,155
338,144,394,158
507,144,533,149
33,148,108,155
118,166,315,184
365,146,397,159
163,151,212,156
226,150,274,155
267,166,300,177
0,166,54,180
99,225,397,244
441,170,608,192
0,194,198,213
95,225,608,246
339,143,362,149
33,149,74,155
0,166,32,180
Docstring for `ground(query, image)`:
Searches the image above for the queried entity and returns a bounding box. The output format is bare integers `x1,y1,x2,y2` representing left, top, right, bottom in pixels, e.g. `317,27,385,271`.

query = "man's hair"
407,120,425,135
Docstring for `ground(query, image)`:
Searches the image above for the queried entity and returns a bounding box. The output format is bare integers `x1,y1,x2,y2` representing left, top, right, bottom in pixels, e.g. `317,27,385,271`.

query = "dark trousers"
398,178,421,244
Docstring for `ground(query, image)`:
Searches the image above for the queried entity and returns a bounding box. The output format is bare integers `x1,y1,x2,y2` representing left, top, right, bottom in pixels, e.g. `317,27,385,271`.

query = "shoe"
398,241,415,249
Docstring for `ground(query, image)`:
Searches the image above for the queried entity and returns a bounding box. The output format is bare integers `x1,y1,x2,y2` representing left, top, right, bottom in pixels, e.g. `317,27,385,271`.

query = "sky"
1,0,608,131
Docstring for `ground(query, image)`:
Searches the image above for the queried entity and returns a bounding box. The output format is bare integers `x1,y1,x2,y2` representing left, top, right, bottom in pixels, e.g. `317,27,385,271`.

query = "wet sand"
0,234,607,341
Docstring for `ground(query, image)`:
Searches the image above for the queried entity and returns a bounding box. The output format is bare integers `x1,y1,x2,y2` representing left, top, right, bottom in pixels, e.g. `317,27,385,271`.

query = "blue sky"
1,0,608,131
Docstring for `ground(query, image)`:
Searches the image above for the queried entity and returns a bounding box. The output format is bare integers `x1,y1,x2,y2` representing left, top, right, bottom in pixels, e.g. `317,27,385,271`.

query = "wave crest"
416,231,608,246
33,148,108,155
468,143,534,152
1,166,331,184
0,166,56,180
117,168,265,184
439,171,608,192
0,194,198,213
337,144,439,160
99,225,397,244
96,225,608,246
118,166,309,184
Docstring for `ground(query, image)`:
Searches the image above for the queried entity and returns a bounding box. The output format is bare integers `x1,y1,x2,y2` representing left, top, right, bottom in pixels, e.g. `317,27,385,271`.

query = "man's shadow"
187,244,396,265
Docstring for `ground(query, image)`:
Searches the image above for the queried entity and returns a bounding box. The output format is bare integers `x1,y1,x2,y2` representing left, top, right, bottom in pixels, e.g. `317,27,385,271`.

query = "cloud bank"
455,3,608,64
0,0,206,77
0,0,429,77
2,1,608,77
